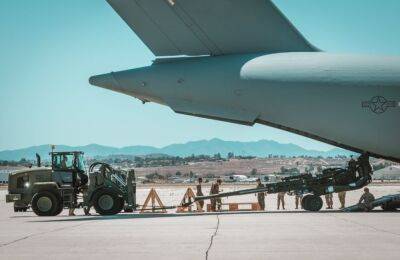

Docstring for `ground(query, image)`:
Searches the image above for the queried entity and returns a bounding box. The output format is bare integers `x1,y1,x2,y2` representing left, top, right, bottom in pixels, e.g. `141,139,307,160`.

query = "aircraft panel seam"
171,1,223,56
133,0,182,54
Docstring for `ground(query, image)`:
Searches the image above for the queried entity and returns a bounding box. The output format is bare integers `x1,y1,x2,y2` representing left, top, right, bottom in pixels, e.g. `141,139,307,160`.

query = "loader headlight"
24,182,30,188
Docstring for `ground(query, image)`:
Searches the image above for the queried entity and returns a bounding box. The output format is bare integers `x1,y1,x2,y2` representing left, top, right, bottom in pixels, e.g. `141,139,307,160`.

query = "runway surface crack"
330,215,400,237
0,221,89,248
205,214,220,260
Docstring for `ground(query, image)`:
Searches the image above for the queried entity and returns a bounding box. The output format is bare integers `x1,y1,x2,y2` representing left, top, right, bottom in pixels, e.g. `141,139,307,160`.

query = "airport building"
0,172,8,183
373,166,400,180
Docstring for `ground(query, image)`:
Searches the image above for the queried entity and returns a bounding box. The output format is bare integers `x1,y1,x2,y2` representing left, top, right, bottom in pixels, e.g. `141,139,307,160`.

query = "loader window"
75,153,86,172
53,154,74,170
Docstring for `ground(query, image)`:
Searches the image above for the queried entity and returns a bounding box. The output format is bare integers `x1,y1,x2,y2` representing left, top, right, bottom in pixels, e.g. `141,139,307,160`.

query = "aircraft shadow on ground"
27,209,398,223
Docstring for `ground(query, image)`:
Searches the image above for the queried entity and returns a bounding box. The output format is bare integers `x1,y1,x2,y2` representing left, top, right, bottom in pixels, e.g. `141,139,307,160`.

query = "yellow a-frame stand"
140,188,167,213
176,187,204,213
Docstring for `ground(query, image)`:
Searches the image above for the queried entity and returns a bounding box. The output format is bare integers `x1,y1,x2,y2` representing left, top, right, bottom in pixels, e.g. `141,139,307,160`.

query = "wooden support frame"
176,187,204,213
140,188,167,213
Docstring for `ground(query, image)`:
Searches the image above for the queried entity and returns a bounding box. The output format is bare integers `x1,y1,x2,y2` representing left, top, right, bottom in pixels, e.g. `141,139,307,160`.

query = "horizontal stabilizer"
107,0,317,56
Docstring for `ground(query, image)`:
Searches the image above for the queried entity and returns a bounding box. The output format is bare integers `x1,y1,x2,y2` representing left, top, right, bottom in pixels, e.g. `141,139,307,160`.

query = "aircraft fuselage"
90,52,400,162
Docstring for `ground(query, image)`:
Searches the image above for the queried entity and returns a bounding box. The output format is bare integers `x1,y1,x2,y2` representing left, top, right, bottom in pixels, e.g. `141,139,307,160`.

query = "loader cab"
51,151,85,172
50,151,88,186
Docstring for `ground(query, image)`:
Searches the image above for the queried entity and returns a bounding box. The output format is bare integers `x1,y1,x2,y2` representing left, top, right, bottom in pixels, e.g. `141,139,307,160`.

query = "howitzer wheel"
302,195,323,212
381,202,398,211
301,196,307,209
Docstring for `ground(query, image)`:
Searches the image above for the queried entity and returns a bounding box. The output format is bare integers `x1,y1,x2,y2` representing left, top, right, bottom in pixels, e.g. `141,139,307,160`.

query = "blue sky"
1,0,399,151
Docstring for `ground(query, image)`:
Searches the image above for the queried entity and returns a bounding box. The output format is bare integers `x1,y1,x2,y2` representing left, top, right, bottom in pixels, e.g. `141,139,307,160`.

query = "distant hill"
0,138,355,161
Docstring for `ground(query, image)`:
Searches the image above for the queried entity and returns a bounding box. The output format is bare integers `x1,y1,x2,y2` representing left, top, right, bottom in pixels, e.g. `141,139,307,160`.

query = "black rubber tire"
381,202,398,212
31,191,61,216
92,188,123,215
53,201,64,216
301,195,308,209
116,198,124,212
303,195,323,212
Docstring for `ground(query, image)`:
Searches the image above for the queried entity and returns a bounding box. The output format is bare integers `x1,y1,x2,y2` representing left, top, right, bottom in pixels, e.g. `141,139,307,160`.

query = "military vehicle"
184,154,374,212
6,151,136,216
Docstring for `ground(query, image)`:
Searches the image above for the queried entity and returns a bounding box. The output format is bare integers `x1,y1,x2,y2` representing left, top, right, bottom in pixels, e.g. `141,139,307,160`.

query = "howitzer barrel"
182,156,373,209
194,186,269,202
190,178,306,205
183,170,372,208
182,181,296,207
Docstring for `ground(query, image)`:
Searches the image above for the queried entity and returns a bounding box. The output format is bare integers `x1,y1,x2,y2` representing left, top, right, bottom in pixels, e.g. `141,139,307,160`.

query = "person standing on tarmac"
69,206,76,216
196,177,204,211
277,192,285,210
210,179,222,211
358,187,375,212
255,178,266,210
295,194,303,209
325,193,333,209
338,191,346,209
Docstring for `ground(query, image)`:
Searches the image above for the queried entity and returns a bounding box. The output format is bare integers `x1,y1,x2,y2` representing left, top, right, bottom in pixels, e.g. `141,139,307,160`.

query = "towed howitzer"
184,155,373,212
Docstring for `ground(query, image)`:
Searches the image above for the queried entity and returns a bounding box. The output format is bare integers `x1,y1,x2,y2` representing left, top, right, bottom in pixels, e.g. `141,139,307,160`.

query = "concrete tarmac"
1,185,400,260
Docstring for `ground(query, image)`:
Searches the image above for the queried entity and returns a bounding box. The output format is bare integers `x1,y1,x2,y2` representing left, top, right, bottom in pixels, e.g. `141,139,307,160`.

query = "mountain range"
0,138,355,161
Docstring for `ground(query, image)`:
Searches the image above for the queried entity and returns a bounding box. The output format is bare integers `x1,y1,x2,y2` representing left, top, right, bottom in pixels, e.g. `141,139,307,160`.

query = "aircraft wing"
107,0,317,56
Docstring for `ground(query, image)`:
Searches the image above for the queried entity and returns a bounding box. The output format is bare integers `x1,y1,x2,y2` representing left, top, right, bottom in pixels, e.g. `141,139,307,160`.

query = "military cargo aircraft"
89,0,400,163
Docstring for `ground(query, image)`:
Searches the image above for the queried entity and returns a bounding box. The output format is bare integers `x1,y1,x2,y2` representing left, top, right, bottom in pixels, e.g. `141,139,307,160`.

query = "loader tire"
31,191,62,216
92,188,123,215
303,195,323,212
53,201,64,216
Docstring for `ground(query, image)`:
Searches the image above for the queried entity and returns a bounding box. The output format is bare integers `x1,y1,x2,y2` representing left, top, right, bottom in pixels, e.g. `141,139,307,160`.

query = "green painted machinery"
6,151,136,216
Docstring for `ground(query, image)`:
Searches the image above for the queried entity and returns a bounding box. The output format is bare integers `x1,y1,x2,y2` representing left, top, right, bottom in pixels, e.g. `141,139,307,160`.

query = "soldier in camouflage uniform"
210,179,222,211
358,187,375,212
255,178,266,210
277,192,285,210
196,177,204,211
325,193,333,209
295,194,303,209
338,191,346,209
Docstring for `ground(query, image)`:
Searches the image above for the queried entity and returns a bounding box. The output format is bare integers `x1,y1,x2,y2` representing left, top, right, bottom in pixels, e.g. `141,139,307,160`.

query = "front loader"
6,151,136,216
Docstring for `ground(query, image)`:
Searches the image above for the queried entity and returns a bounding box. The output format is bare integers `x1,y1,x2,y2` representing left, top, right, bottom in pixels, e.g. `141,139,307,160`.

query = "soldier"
210,179,222,211
68,206,76,216
295,194,303,209
277,192,285,210
325,193,333,209
83,206,91,216
338,191,346,209
255,178,266,210
347,156,358,181
358,154,372,179
61,155,68,169
348,156,357,172
196,177,204,211
358,187,375,212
